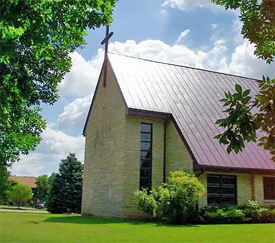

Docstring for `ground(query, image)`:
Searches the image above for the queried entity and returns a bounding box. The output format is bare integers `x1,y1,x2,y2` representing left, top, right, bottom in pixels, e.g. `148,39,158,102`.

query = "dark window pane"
264,177,275,200
207,186,220,194
140,150,151,159
140,159,151,168
140,178,150,190
222,176,235,185
141,141,151,151
141,133,151,142
208,196,220,206
221,187,235,195
141,124,152,133
207,174,236,206
207,175,220,184
140,169,151,178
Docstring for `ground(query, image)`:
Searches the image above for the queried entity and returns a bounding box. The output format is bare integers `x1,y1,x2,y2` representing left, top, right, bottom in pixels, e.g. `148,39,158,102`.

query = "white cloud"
162,0,223,11
109,39,206,68
58,51,104,97
228,40,275,78
175,29,190,44
11,127,85,176
58,95,93,132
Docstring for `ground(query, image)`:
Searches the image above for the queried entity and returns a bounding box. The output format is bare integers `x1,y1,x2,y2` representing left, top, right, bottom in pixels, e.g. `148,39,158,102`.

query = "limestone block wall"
82,63,127,218
166,121,193,175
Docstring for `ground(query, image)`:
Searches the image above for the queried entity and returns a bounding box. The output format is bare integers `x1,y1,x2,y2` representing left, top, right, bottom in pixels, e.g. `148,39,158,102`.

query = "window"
263,177,275,200
207,174,237,206
140,123,152,191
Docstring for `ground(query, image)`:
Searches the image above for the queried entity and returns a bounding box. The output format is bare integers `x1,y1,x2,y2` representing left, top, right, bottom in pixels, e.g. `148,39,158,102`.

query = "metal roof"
9,176,37,188
108,52,275,171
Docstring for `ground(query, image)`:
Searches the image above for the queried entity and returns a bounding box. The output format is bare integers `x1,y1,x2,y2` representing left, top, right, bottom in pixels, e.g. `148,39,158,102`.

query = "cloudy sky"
11,0,275,176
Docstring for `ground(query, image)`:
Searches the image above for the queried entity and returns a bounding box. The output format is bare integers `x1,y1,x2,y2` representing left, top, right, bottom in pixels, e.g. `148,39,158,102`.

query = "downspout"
163,120,168,183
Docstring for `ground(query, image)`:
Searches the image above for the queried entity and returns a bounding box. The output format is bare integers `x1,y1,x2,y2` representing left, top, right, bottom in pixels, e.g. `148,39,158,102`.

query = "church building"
81,52,275,218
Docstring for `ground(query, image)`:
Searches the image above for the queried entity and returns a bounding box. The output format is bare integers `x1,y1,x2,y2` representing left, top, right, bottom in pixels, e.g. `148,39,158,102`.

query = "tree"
47,153,83,214
9,182,32,209
213,0,275,160
135,171,205,224
35,175,50,203
0,0,117,197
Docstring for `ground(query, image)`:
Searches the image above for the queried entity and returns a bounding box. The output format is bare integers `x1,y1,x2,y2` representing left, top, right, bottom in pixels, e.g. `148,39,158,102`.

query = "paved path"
0,209,49,214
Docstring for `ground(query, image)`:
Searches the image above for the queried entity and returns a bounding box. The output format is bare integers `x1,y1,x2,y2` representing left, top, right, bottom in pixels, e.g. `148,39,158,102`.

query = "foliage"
0,166,12,201
35,175,50,203
47,153,83,214
212,0,275,63
135,170,205,224
213,0,275,160
202,208,245,224
200,201,275,224
9,182,32,208
0,0,117,178
135,189,158,217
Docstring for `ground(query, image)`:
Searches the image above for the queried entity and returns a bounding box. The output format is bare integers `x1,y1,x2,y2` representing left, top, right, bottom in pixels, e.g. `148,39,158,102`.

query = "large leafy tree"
47,153,83,214
35,175,50,203
213,0,275,160
0,0,116,197
9,182,33,209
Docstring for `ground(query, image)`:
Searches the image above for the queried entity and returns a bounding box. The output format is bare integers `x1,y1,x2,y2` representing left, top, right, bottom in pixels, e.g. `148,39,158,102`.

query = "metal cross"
101,26,113,87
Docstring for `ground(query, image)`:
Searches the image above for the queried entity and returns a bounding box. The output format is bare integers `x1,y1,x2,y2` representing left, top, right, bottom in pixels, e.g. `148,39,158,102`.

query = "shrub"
200,201,275,224
135,170,205,224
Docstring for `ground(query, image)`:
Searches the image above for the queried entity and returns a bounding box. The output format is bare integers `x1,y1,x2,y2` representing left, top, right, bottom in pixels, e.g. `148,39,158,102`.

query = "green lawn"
0,212,274,243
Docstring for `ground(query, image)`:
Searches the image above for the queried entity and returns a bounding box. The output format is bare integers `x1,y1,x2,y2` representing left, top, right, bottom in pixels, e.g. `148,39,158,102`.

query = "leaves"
0,0,117,168
215,78,275,161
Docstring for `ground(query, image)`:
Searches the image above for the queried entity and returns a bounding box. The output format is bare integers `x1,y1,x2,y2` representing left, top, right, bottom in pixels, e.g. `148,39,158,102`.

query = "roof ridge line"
108,52,260,82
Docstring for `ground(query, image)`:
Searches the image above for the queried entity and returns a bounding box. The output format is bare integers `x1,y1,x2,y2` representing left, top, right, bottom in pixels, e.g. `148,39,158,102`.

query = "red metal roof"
108,53,275,171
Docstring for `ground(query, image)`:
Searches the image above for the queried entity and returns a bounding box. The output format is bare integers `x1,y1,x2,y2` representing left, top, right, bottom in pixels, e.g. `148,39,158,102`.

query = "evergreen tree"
47,153,83,214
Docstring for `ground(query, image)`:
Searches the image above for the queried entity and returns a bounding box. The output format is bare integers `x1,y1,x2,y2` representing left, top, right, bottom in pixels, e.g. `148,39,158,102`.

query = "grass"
0,212,274,243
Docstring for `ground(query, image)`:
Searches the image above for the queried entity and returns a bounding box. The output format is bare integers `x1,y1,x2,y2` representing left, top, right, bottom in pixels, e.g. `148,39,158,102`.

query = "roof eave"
200,165,275,175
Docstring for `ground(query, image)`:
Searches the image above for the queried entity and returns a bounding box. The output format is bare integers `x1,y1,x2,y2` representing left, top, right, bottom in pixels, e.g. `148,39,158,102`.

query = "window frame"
207,174,237,206
139,123,153,191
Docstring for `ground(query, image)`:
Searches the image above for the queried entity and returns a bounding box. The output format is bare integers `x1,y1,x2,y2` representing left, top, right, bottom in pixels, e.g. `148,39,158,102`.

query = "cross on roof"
101,26,113,87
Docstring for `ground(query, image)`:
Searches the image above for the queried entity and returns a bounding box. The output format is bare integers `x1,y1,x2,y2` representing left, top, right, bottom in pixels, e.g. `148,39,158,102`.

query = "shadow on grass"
43,215,199,227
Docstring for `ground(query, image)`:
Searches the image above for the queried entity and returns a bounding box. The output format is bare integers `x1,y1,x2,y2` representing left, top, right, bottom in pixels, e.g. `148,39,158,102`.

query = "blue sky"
11,0,275,176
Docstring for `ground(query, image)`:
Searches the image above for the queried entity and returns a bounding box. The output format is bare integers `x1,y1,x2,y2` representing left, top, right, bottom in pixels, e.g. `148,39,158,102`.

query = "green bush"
135,170,205,224
200,201,275,224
